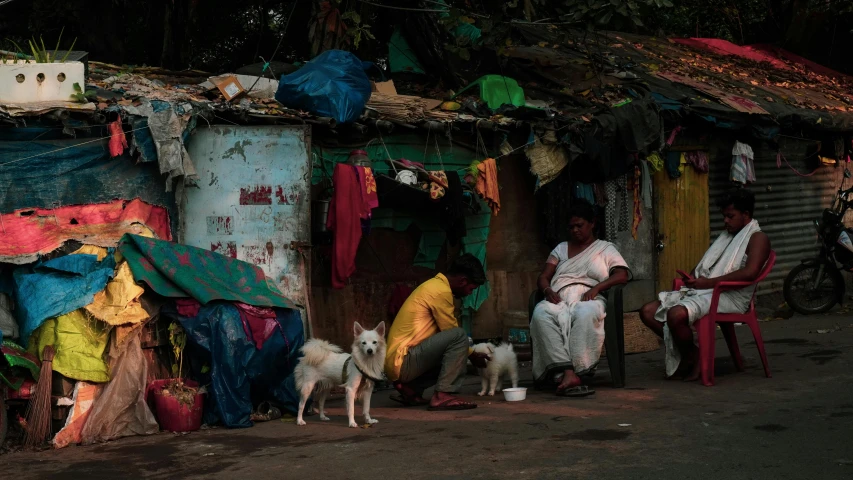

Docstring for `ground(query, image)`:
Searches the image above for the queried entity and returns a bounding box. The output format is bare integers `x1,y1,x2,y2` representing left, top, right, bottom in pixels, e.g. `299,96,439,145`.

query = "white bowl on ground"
502,387,527,402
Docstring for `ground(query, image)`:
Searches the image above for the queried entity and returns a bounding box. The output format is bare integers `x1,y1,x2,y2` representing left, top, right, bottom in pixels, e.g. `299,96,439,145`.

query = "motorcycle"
784,168,853,314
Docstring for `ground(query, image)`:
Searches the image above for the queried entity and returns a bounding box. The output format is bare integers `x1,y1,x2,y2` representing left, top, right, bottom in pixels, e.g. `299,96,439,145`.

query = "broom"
24,345,54,448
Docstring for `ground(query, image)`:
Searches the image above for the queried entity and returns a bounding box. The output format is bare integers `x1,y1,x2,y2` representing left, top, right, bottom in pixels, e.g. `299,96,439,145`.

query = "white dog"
294,322,386,428
472,342,519,396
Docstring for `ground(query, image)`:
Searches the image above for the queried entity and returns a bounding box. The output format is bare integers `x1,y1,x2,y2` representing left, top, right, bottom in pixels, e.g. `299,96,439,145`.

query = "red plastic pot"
148,379,204,433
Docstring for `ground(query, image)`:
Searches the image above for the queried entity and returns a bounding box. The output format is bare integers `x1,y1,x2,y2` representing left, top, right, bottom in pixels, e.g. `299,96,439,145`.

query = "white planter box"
0,61,86,104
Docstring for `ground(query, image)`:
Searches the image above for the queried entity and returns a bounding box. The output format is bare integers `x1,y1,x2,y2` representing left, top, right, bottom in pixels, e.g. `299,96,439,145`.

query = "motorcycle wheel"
783,263,841,314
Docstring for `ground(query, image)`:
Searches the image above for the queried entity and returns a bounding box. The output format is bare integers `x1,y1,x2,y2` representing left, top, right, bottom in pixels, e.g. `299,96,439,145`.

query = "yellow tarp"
85,261,148,326
29,310,110,383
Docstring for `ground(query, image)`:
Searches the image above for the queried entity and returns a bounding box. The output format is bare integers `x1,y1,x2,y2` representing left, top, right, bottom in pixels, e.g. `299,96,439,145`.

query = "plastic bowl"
502,387,527,402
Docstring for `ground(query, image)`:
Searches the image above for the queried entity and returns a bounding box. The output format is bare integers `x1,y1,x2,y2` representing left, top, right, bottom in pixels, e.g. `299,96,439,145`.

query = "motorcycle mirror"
845,168,851,179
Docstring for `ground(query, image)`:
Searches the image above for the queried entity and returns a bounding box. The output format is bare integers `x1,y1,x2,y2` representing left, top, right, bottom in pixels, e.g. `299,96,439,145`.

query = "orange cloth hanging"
475,158,501,215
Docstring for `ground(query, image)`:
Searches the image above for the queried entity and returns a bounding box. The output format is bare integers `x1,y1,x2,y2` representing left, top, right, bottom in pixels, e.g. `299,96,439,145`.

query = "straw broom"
24,345,54,448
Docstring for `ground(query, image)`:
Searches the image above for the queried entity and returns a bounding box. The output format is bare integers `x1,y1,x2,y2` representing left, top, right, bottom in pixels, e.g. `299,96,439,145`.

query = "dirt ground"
3,314,853,480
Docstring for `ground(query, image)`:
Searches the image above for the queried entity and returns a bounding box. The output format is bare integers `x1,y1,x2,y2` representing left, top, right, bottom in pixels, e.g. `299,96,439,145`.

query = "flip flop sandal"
556,385,595,397
389,393,429,407
427,399,478,411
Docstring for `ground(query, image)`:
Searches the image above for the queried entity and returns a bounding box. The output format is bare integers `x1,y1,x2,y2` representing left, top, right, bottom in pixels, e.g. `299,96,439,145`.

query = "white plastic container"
0,60,85,103
502,387,527,402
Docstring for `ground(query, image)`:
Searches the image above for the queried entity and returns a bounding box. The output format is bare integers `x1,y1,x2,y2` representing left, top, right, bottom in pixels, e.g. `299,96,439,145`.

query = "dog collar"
342,355,385,384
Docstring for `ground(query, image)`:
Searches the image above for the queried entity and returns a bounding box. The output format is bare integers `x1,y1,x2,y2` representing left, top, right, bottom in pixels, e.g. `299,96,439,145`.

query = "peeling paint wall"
183,126,311,326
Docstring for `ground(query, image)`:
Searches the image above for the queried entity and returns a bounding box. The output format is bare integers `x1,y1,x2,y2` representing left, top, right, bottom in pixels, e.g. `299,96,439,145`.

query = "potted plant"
149,322,204,433
1,28,85,104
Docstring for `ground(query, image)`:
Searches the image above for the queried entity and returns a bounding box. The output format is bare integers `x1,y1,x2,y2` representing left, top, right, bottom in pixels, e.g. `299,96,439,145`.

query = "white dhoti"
530,240,630,383
654,220,761,376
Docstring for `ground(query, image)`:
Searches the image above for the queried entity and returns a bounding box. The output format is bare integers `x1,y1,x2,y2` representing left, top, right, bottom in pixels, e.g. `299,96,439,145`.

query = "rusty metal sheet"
183,125,312,329
656,72,770,115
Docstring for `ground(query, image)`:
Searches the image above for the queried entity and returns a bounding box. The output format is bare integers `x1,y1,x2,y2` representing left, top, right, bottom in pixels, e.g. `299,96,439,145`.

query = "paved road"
5,314,853,479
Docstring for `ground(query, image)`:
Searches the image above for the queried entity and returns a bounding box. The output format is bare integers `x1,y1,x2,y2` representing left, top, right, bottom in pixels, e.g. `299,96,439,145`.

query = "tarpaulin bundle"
14,251,117,347
117,234,295,308
0,199,171,265
161,302,304,428
275,49,373,124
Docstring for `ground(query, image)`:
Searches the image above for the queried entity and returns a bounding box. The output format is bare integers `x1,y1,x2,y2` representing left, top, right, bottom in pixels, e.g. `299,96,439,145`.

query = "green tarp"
117,234,295,309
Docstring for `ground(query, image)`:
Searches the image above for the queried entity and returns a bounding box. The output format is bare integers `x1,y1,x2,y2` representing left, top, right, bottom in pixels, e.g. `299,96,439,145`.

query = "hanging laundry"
646,151,664,172
640,161,653,209
632,166,643,239
108,115,128,157
665,151,682,178
604,180,618,241
685,151,709,173
617,175,630,233
731,141,756,184
666,126,682,146
573,182,596,204
475,158,501,215
439,171,467,246
429,170,449,200
593,183,608,207
357,166,379,213
327,163,366,289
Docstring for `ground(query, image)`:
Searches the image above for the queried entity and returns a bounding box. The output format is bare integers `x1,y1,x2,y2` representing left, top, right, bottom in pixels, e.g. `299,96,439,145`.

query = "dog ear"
375,321,386,338
353,322,365,336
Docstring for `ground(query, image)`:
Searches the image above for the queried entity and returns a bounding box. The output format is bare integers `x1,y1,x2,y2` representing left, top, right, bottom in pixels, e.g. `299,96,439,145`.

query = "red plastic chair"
672,251,775,386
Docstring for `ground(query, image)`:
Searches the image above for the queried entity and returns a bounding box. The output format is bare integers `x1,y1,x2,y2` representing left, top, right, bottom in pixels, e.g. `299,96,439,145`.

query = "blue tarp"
163,302,304,428
14,253,117,347
275,50,373,124
0,138,178,234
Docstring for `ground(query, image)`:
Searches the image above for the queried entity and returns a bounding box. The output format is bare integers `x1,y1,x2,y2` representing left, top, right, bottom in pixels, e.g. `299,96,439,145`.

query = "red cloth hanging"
108,115,128,157
327,164,365,289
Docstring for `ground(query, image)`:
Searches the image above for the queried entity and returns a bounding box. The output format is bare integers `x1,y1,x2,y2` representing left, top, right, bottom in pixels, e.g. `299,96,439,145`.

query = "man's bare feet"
555,369,583,393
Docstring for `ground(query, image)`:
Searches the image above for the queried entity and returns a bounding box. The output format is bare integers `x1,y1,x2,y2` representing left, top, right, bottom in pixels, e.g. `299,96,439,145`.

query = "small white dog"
294,322,386,428
472,342,519,396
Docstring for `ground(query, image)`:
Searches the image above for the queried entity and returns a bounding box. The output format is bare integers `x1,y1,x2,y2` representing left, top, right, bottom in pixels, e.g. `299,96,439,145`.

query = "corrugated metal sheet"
654,167,710,293
183,125,312,316
709,139,845,293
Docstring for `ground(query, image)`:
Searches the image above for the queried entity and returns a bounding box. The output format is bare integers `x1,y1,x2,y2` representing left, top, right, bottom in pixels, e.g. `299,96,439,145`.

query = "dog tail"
300,339,343,366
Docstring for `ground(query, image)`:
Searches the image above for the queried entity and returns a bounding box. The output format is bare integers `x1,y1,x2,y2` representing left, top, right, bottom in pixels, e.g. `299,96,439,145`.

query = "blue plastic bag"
275,50,373,124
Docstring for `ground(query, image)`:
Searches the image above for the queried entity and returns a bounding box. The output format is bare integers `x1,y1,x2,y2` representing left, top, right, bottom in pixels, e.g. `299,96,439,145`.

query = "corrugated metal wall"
709,136,845,293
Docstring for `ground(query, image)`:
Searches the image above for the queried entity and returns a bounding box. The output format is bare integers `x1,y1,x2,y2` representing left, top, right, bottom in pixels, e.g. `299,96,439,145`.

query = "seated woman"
531,201,631,397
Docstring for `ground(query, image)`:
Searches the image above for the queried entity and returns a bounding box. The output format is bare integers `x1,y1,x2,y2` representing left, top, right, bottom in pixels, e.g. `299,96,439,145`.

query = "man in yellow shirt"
385,254,488,410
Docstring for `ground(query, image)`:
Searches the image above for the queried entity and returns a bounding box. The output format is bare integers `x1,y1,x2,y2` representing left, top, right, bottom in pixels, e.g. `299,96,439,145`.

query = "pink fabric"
108,116,128,157
750,44,847,78
235,303,279,350
0,199,171,261
175,299,201,317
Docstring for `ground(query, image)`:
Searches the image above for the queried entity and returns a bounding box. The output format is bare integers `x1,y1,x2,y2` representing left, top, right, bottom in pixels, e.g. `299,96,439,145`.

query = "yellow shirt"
384,274,462,381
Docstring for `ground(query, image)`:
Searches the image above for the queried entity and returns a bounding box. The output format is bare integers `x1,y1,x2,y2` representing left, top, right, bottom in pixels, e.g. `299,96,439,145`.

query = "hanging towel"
640,160,653,208
731,141,756,184
357,166,379,215
617,175,630,233
686,151,709,173
573,182,596,204
646,151,664,172
665,151,682,178
476,158,501,215
429,170,449,200
327,163,364,289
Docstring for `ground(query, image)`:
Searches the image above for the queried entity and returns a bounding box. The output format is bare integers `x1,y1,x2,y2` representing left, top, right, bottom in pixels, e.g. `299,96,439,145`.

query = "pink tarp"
0,199,171,263
671,38,847,78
